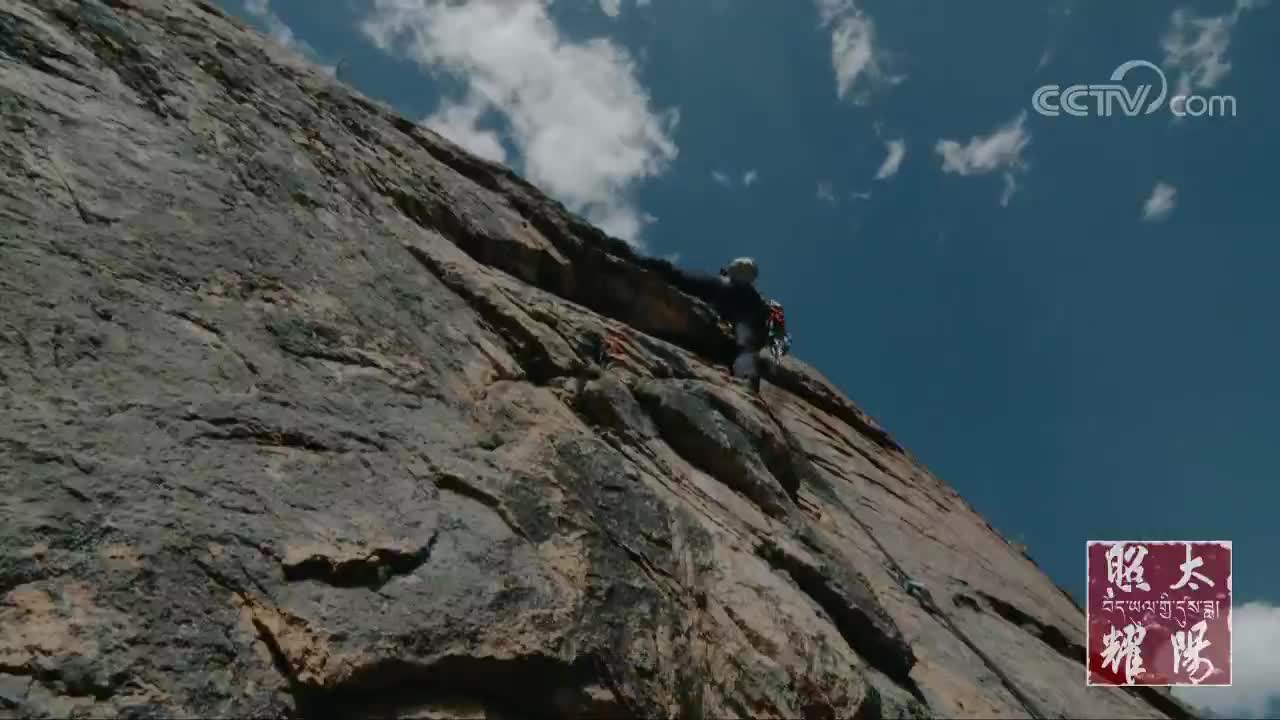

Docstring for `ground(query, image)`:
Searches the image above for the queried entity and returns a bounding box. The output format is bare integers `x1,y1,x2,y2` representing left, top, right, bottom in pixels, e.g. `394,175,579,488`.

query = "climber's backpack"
766,301,791,360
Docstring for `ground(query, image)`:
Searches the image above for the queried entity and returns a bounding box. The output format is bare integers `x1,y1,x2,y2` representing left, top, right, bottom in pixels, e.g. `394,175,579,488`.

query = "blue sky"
222,1,1278,714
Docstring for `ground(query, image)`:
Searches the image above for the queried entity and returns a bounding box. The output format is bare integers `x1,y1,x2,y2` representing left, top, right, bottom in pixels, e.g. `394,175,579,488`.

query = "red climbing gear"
600,328,627,365
766,300,791,361
767,302,785,333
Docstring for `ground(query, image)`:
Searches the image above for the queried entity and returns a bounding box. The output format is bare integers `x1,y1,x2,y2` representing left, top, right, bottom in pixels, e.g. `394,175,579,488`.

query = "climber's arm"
667,268,730,308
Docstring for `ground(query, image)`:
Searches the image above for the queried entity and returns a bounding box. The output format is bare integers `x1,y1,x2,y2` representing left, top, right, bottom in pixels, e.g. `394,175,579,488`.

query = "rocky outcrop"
0,1,1198,718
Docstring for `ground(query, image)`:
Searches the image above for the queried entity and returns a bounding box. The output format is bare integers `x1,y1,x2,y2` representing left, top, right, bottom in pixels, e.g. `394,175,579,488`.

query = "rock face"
0,2,1198,719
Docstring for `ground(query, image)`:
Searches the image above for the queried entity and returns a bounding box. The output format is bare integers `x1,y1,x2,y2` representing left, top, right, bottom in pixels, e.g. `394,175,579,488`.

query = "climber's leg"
729,320,765,391
733,352,761,392
732,350,756,380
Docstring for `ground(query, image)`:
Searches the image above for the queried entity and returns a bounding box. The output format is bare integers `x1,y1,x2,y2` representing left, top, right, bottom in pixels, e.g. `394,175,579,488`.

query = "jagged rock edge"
349,91,905,454
755,539,924,705
969,592,1199,720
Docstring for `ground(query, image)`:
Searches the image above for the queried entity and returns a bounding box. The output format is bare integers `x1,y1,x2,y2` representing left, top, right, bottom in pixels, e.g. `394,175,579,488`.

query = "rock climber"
666,257,776,391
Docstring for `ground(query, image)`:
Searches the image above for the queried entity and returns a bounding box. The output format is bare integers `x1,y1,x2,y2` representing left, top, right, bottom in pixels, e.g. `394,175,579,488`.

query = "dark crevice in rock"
265,316,384,371
0,563,46,599
974,592,1084,665
44,151,118,226
290,653,622,720
194,557,312,710
170,310,261,374
188,420,333,453
0,11,91,90
0,660,117,702
281,532,438,591
193,1,228,20
194,48,254,103
392,118,509,193
276,343,382,371
846,469,915,511
248,614,310,716
973,593,1197,720
2,437,92,473
392,189,485,260
390,114,680,302
897,517,959,553
755,541,923,704
849,678,933,720
748,395,824,504
344,431,390,452
431,471,530,542
632,382,793,520
377,139,736,371
836,434,906,486
722,605,780,658
404,243,570,384
607,534,684,600
805,451,923,516
792,413,865,462
390,183,566,296
185,411,387,452
389,117,649,291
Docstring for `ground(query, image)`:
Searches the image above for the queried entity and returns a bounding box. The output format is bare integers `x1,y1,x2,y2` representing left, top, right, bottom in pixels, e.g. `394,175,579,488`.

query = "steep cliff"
0,1,1199,718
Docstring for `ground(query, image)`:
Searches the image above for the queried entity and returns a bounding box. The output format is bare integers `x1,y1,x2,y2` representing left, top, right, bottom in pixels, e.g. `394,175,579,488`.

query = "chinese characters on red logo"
1087,541,1232,687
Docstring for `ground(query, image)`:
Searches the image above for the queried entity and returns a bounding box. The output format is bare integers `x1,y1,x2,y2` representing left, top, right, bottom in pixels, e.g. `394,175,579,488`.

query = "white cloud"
935,111,1031,206
999,173,1019,208
710,169,759,189
363,0,679,248
244,0,319,58
850,190,872,200
598,0,650,17
816,181,838,206
1142,181,1178,222
814,0,901,103
874,138,905,180
936,112,1030,176
423,94,508,164
1037,46,1054,71
592,206,656,243
1161,0,1261,102
1173,601,1280,719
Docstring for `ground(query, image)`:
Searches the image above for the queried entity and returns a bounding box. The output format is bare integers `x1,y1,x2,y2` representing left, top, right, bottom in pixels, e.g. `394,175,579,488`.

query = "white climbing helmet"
724,257,758,287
